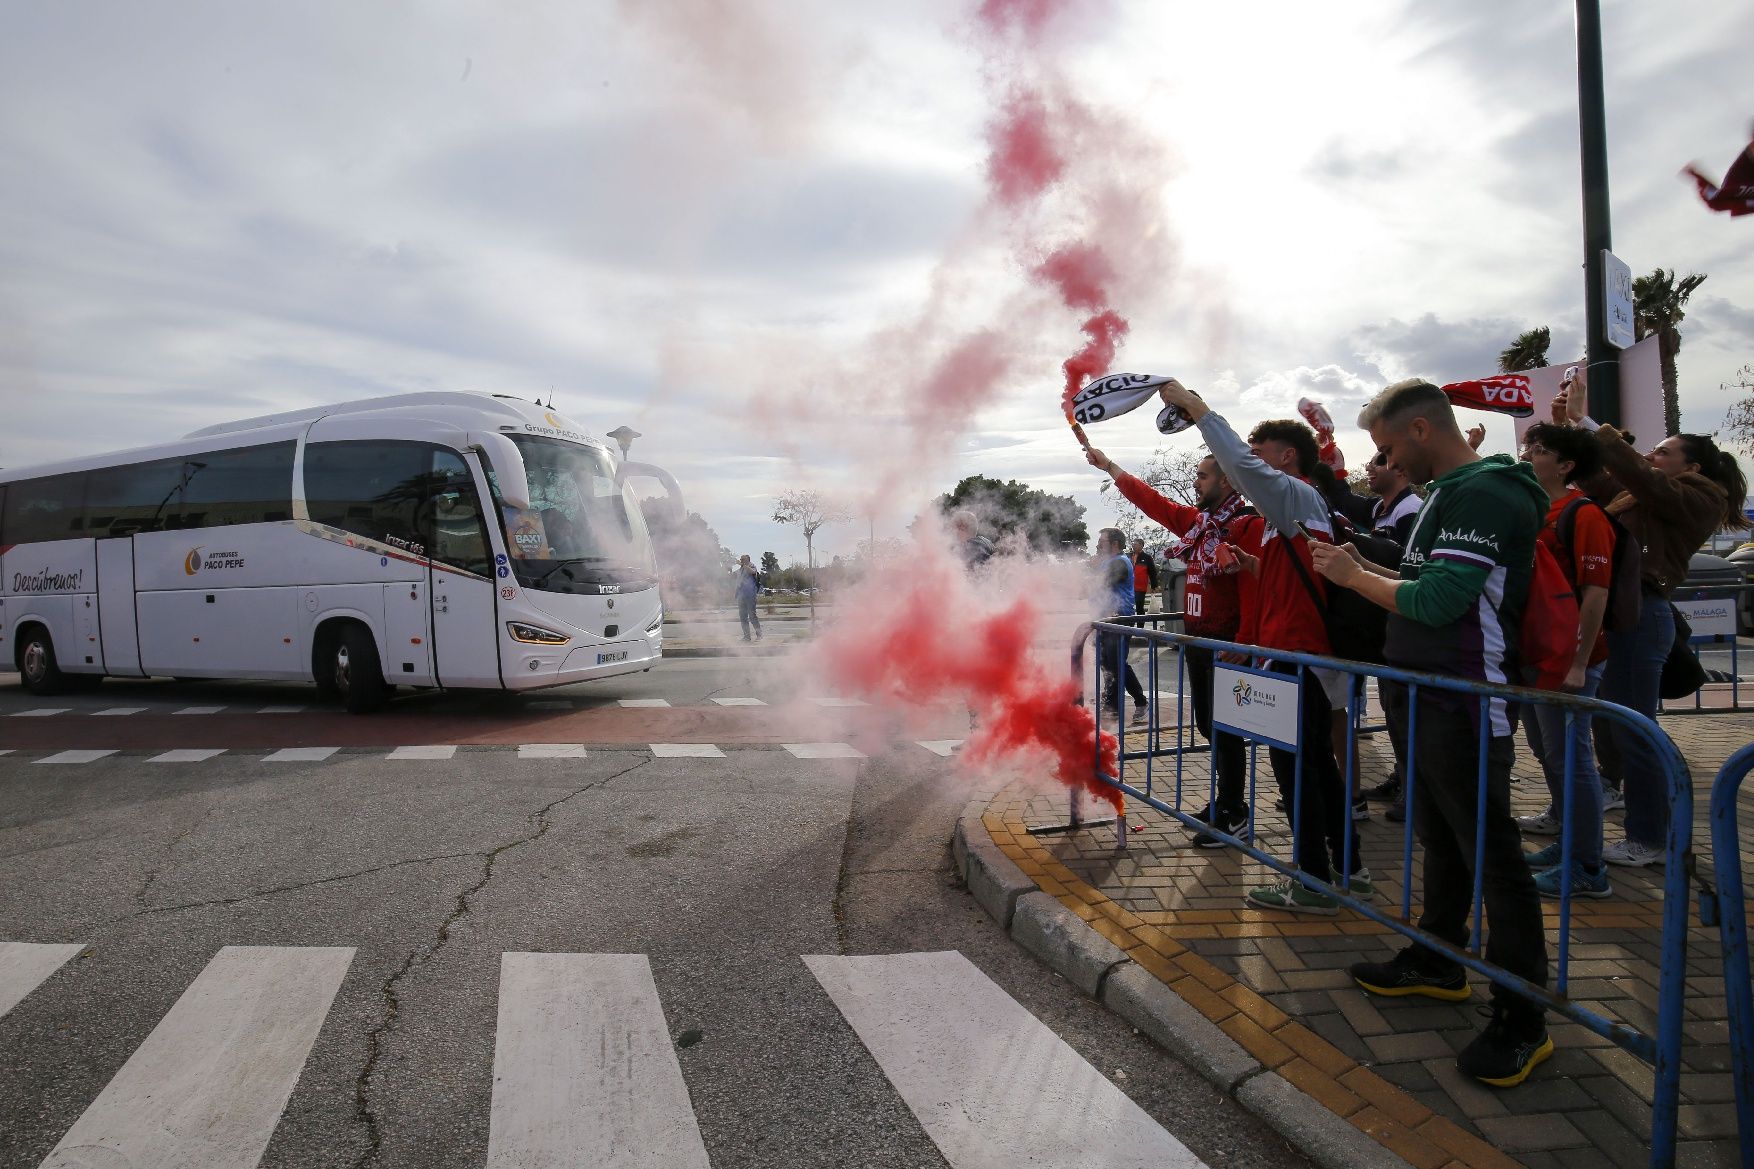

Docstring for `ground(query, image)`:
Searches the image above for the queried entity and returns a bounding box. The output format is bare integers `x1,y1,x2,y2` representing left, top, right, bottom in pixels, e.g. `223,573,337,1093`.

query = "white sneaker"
1517,809,1561,836
1602,838,1664,868
1601,786,1625,813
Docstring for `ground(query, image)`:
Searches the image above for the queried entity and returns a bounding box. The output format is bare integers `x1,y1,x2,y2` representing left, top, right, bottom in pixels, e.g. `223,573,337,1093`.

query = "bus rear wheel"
328,626,387,714
17,627,71,696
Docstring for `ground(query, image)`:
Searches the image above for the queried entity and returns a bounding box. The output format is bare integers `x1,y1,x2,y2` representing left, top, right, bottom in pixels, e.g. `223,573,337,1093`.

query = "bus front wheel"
328,626,388,714
17,627,71,696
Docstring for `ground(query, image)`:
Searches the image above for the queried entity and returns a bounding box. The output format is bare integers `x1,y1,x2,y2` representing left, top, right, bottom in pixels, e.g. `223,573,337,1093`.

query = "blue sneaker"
1525,842,1563,869
1532,862,1612,900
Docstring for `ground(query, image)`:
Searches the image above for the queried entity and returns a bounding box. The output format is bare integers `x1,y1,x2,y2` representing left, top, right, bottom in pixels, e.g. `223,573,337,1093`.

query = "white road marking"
0,749,11,756
809,696,870,707
619,698,671,708
92,707,147,717
806,951,1205,1169
917,740,965,757
258,705,306,714
149,749,228,763
485,953,710,1169
0,942,86,1020
648,744,725,758
174,706,225,715
710,697,766,706
262,747,339,762
10,708,70,717
387,745,457,760
518,743,587,759
38,945,353,1169
783,743,866,760
36,750,118,765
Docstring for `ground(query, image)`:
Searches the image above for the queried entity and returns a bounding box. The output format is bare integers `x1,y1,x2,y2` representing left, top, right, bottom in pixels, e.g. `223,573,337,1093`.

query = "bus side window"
304,440,430,553
85,458,188,536
429,450,491,577
176,443,296,529
0,472,89,542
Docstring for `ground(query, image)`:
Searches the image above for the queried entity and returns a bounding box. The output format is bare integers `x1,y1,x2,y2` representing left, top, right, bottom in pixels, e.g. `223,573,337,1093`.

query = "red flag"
1443,374,1533,417
1683,135,1754,218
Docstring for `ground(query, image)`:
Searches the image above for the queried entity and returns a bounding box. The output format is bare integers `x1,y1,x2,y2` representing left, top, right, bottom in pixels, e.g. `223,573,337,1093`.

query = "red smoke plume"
817,546,1121,811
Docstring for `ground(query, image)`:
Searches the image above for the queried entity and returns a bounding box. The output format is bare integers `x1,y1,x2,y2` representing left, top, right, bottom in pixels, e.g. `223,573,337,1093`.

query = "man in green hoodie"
1310,378,1552,1089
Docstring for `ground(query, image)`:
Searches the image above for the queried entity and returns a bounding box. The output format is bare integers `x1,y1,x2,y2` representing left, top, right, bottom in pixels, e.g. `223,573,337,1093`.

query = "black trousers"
1381,679,1410,786
1098,629,1147,709
1183,645,1247,816
1263,660,1358,883
1408,700,1549,1015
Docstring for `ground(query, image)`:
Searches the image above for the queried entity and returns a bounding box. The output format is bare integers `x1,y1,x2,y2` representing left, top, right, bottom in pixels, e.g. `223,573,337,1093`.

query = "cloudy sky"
3,0,1750,564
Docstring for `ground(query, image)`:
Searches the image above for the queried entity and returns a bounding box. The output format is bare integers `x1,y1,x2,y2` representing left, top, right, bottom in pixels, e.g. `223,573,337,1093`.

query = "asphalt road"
0,658,1310,1169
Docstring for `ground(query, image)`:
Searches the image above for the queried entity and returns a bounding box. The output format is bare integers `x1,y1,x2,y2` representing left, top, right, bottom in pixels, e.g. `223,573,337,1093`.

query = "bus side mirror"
620,460,685,525
468,433,532,510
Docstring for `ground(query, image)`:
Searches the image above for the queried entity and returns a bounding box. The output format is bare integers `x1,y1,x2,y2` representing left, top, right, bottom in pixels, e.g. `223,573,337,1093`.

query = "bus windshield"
494,435,658,594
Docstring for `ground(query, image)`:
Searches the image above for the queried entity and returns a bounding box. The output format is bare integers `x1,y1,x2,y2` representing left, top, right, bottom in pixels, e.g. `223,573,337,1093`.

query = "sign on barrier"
1676,597,1739,641
1211,663,1300,750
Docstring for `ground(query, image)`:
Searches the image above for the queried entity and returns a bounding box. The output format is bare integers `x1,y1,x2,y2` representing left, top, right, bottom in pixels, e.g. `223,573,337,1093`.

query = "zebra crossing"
3,695,878,718
1,943,1205,1169
7,742,965,766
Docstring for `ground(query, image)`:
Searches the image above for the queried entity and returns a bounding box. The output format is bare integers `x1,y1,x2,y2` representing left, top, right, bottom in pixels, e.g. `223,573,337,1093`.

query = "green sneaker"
1339,867,1375,900
1245,877,1340,915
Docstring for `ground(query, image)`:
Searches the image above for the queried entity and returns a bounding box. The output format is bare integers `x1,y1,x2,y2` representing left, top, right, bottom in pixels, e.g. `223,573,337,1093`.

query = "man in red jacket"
1155,381,1371,913
1088,448,1252,847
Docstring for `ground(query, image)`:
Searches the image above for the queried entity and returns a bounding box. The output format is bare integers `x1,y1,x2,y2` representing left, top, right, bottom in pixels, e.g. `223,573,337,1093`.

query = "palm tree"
1498,327,1552,373
1632,269,1707,436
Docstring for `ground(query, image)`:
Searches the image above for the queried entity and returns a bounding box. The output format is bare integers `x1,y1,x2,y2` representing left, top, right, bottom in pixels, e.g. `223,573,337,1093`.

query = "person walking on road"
1129,537,1159,615
1092,527,1150,726
734,554,763,643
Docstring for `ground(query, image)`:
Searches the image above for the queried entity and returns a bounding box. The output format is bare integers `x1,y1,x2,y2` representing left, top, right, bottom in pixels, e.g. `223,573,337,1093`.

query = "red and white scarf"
1442,374,1534,417
1169,491,1248,570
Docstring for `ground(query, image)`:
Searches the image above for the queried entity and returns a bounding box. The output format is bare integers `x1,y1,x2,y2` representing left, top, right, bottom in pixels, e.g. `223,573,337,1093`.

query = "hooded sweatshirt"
1387,454,1546,736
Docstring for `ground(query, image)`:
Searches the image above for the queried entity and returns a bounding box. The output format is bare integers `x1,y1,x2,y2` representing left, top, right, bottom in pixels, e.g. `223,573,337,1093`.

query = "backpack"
1554,496,1642,633
1285,514,1400,664
1520,540,1581,690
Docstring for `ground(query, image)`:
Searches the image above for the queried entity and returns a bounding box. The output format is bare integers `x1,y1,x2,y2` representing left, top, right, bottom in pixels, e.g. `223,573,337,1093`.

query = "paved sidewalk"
977,705,1753,1169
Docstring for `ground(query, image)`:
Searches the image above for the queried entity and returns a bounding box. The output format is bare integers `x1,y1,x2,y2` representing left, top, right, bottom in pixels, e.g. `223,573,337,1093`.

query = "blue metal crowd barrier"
1699,745,1754,1168
1080,620,1697,1169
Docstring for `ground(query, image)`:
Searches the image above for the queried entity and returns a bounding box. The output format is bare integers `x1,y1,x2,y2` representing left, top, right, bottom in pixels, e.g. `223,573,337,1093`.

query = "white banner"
1675,597,1739,640
1211,665,1301,750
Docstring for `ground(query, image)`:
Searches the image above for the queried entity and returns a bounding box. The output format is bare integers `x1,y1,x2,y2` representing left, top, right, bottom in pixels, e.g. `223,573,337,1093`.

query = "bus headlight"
646,609,662,633
507,621,570,645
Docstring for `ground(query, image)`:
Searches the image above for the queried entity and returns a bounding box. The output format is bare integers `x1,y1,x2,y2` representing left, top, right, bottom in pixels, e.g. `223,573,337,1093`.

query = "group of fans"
1080,372,1747,1088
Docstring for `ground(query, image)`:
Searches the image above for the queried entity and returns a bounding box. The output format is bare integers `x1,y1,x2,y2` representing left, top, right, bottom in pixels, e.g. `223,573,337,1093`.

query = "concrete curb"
659,644,793,658
954,808,1415,1169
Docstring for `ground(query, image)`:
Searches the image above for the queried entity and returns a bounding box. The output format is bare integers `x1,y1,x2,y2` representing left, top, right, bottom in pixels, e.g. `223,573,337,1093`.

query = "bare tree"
1101,446,1204,548
772,489,849,627
1718,364,1754,455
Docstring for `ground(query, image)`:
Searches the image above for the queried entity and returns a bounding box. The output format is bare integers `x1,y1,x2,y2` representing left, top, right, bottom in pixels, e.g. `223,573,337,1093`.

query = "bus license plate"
598,650,628,664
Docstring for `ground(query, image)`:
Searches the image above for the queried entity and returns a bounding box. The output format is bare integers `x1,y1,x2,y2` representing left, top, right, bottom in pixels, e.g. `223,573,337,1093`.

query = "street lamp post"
1575,0,1621,425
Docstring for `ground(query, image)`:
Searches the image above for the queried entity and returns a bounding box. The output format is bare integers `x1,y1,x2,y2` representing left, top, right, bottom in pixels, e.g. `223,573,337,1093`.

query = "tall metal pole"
1575,0,1621,426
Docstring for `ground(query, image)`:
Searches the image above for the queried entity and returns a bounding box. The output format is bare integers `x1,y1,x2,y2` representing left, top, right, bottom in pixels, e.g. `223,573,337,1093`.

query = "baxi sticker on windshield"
503,507,551,559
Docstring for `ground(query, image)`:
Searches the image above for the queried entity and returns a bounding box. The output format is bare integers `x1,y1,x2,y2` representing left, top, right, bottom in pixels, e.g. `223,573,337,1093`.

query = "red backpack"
1521,540,1581,690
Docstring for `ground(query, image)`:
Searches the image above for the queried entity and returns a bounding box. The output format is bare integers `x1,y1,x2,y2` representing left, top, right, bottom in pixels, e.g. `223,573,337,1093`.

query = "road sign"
1604,250,1635,349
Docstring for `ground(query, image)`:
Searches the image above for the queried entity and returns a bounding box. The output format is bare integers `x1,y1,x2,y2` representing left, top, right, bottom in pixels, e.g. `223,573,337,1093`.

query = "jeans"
1097,629,1147,711
1263,660,1358,884
1183,645,1247,816
1600,595,1674,847
737,595,761,640
1522,662,1607,868
1410,700,1549,1015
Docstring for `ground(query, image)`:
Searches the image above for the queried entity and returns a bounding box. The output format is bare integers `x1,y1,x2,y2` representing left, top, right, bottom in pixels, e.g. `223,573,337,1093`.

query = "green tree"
936,475,1088,551
772,489,848,625
1633,268,1708,436
1498,326,1552,373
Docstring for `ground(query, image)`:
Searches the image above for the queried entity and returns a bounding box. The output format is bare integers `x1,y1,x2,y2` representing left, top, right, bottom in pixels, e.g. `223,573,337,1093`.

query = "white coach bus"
0,392,677,711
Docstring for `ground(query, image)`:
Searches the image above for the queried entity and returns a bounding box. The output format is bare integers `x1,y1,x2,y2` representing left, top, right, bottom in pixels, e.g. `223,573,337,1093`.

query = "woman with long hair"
1561,375,1748,867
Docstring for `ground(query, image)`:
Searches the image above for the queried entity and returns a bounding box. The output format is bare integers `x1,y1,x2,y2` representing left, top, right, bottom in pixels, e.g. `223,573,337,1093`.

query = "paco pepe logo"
544,411,565,428
184,548,203,576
